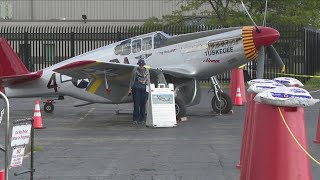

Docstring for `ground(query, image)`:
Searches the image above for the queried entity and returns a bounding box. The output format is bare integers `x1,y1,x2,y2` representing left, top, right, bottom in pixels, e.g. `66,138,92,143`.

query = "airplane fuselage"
5,27,254,105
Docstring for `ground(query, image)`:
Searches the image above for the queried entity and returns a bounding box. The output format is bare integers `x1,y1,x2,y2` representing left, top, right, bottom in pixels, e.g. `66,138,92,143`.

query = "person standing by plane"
128,59,150,124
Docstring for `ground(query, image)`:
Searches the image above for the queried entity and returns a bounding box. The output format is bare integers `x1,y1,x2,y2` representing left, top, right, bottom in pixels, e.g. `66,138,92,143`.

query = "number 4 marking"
47,73,58,92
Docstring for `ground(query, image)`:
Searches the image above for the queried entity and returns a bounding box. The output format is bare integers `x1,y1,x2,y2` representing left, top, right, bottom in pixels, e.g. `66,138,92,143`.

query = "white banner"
11,124,32,147
10,146,26,168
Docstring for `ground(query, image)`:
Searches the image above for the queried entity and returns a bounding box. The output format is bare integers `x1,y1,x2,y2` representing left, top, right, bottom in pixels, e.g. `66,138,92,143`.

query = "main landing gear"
174,97,186,118
209,76,233,114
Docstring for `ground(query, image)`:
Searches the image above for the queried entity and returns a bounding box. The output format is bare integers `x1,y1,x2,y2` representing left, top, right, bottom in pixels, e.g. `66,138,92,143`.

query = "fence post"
70,32,75,58
117,29,121,41
23,32,31,70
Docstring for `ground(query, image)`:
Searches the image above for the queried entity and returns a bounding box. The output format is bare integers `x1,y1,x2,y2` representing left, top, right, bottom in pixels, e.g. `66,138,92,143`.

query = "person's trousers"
132,88,148,121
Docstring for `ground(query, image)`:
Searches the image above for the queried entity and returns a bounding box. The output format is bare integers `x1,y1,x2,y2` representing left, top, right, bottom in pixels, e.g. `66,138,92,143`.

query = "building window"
0,1,12,19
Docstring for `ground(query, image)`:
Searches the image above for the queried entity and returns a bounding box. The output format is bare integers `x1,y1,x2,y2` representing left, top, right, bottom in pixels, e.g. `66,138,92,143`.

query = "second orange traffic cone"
33,99,45,129
234,87,243,106
244,105,312,180
314,110,320,143
229,68,246,105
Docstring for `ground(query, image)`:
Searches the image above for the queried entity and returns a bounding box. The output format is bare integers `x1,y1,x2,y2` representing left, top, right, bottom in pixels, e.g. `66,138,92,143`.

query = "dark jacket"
129,66,150,89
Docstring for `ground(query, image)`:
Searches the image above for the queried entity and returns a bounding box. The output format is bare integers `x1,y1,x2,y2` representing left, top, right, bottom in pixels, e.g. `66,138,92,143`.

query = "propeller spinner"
241,0,285,79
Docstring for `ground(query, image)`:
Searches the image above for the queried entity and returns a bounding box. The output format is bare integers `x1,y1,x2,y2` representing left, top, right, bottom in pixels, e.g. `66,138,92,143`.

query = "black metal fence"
0,25,318,83
305,26,320,78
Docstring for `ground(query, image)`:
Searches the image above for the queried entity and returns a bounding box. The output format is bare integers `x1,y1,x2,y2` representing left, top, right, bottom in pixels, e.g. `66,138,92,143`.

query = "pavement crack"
209,144,224,168
209,144,228,180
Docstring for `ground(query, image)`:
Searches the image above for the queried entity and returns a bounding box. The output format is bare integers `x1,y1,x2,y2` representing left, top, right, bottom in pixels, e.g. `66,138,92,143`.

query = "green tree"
144,0,320,27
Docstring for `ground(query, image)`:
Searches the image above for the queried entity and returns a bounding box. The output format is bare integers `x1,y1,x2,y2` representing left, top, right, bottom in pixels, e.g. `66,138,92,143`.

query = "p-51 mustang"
0,24,282,117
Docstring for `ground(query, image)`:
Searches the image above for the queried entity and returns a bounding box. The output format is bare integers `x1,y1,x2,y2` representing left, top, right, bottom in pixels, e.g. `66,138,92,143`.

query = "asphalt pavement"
0,88,319,180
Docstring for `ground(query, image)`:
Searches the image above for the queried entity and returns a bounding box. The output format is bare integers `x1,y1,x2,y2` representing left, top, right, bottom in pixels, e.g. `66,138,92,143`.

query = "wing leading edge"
54,60,139,103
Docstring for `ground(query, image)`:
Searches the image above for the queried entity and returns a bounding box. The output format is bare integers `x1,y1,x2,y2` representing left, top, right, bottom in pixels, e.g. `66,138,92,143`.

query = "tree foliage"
144,0,320,27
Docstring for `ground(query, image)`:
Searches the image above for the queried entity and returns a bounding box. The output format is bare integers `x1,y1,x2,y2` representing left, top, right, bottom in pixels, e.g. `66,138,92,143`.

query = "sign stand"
12,118,35,179
0,91,10,180
146,83,177,128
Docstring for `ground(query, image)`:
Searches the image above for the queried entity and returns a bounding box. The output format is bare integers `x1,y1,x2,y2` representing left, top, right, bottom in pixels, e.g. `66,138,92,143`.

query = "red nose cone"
252,26,280,49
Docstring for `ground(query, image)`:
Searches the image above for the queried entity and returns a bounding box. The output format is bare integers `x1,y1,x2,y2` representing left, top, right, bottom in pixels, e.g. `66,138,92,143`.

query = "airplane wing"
159,65,197,78
54,60,137,103
54,60,196,102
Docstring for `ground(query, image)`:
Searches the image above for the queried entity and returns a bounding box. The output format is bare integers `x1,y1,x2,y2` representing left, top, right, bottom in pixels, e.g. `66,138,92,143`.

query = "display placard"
146,84,177,128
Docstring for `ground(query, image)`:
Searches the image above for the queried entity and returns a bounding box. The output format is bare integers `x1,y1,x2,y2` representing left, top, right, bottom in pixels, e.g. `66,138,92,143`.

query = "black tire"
211,92,233,114
44,103,54,113
175,97,186,118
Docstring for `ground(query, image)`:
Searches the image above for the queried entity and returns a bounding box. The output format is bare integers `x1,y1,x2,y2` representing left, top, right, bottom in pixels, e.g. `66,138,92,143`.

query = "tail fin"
0,36,42,86
0,36,30,76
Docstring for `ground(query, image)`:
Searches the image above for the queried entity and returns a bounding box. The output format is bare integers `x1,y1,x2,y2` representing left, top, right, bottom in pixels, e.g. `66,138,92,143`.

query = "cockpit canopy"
114,31,171,55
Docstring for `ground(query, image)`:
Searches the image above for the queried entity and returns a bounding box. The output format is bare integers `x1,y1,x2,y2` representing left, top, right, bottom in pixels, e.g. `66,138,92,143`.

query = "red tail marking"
0,37,30,76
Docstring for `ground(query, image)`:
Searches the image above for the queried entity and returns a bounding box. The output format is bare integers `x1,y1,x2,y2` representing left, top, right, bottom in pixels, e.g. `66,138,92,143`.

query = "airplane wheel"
175,97,186,118
44,103,54,113
211,92,233,114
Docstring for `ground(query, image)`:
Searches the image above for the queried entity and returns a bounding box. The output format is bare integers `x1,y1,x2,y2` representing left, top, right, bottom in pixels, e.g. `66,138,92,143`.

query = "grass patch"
304,74,320,89
24,144,43,154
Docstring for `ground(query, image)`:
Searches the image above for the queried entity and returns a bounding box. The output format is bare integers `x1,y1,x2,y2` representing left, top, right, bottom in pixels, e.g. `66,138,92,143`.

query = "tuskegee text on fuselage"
205,47,233,56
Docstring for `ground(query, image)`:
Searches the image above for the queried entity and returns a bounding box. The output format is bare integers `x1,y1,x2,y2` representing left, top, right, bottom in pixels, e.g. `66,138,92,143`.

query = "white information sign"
146,84,177,128
11,124,32,147
10,146,26,167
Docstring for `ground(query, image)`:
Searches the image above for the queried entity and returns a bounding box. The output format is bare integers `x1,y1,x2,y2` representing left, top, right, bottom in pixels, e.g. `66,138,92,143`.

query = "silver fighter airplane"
0,25,283,117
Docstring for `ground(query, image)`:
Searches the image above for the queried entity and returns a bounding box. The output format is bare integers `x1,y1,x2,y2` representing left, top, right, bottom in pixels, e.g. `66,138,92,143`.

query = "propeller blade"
263,0,268,26
256,46,265,79
267,45,285,73
240,0,258,28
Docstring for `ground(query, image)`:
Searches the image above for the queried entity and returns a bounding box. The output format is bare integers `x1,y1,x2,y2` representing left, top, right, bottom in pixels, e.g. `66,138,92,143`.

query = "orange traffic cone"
234,87,243,106
229,68,246,105
314,110,320,143
244,104,312,180
237,92,256,169
33,99,45,129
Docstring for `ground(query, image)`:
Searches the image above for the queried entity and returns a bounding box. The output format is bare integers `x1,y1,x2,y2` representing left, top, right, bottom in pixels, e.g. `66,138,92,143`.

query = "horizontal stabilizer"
0,71,43,87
